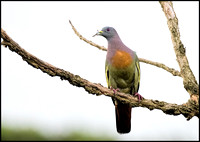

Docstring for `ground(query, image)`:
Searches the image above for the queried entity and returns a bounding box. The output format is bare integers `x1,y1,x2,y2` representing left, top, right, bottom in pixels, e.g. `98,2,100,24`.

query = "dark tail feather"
115,101,132,134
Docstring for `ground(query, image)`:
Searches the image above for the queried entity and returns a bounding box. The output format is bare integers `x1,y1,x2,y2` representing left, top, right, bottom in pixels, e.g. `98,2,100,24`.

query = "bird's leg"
134,92,143,102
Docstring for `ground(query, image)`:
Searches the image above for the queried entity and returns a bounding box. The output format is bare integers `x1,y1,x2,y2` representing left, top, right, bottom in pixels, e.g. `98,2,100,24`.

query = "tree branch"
69,20,107,51
160,1,199,101
1,28,198,120
69,20,181,77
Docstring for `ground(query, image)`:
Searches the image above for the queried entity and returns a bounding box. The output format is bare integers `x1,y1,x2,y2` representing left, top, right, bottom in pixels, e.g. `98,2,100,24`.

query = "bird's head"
93,27,117,40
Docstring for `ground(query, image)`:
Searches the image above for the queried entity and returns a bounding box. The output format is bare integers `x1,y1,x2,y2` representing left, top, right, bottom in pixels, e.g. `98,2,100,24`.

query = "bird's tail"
115,101,132,134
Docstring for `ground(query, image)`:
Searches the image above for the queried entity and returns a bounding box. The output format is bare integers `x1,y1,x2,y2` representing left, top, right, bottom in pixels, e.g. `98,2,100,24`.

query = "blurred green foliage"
1,126,116,141
1,127,45,141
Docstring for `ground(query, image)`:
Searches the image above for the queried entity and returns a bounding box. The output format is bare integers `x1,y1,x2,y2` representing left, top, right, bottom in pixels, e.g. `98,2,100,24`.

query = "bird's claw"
110,87,143,102
134,92,143,102
110,87,120,95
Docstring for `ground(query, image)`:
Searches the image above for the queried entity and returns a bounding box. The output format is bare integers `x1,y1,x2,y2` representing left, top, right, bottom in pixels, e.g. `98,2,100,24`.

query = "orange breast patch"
111,50,132,68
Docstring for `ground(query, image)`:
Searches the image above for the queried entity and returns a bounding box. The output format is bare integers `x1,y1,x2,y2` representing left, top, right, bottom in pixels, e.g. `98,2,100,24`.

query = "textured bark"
1,28,199,120
160,1,199,110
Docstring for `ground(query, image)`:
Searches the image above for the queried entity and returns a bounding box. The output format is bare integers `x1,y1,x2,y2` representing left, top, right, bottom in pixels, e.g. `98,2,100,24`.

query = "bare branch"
160,1,199,99
139,58,181,76
69,20,181,77
69,20,107,51
1,28,198,120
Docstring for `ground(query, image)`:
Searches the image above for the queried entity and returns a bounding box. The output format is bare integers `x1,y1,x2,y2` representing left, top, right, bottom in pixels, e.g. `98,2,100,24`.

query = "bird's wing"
133,53,140,94
105,61,110,89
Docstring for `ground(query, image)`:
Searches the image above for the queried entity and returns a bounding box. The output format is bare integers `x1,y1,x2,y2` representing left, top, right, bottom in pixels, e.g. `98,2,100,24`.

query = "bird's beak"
93,30,103,37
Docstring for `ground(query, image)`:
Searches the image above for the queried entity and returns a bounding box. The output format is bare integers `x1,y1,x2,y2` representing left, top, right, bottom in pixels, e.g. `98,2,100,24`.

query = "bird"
93,27,142,134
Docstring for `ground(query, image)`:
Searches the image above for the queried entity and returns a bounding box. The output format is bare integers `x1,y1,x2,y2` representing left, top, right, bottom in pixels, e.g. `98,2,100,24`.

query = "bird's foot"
134,92,143,102
110,87,120,95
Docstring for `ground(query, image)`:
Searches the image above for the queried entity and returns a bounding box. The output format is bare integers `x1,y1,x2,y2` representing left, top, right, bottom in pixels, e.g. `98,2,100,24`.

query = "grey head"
93,27,119,40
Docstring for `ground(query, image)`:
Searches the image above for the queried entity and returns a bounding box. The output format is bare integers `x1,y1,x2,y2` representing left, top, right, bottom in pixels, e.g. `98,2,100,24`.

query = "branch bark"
1,28,198,120
160,1,199,103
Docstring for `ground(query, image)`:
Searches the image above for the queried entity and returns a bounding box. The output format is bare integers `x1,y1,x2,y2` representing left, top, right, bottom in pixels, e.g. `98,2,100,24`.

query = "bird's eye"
106,28,110,31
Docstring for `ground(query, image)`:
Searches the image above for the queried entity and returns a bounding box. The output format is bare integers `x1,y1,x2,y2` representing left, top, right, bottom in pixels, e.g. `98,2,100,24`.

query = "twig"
69,20,107,51
69,20,181,77
1,28,198,120
139,58,181,76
